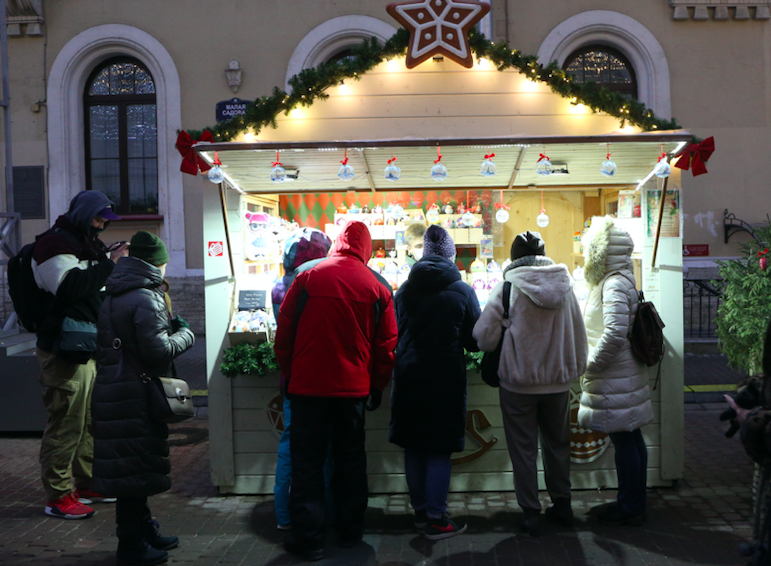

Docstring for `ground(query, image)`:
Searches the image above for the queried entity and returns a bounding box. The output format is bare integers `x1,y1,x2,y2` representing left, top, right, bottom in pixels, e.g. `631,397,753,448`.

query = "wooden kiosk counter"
197,57,688,495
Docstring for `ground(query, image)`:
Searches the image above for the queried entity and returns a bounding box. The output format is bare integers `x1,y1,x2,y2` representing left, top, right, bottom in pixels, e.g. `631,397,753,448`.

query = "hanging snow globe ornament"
338,150,355,181
654,156,671,178
207,152,225,184
391,203,405,220
600,145,617,177
384,156,401,182
494,201,510,223
537,209,550,227
462,211,475,227
480,153,496,177
536,153,552,176
431,147,447,181
270,151,286,183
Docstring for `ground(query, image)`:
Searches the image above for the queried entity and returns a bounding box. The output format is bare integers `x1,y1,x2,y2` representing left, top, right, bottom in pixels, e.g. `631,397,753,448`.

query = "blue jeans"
274,398,335,527
608,429,648,514
404,449,452,519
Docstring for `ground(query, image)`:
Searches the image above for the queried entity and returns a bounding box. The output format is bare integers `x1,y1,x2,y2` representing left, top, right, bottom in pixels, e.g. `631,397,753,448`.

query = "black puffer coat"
389,255,481,454
92,256,195,497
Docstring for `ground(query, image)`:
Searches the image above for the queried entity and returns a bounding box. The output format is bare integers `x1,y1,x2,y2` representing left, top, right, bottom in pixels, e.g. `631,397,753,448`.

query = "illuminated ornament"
384,156,401,182
431,146,447,181
600,145,617,177
270,151,286,183
338,150,355,181
536,153,552,176
480,153,496,177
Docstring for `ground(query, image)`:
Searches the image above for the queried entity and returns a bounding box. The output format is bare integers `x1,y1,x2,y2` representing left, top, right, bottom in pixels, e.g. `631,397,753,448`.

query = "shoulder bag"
480,281,512,388
104,297,195,423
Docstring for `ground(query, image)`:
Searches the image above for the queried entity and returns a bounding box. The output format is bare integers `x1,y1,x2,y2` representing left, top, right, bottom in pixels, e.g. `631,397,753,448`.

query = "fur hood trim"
583,216,634,288
503,255,554,276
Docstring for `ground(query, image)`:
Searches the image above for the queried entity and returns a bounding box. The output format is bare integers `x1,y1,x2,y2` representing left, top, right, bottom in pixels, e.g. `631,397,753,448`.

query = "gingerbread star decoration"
386,0,491,68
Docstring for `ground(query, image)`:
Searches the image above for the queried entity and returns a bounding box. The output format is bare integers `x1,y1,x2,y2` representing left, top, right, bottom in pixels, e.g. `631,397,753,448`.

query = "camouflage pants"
37,349,96,500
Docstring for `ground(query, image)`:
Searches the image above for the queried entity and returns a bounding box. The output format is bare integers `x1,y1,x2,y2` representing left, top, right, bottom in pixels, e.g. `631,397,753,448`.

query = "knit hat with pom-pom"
423,225,456,259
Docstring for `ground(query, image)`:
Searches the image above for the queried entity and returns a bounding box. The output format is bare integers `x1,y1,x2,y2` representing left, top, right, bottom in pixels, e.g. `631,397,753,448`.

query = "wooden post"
219,183,236,277
650,159,671,269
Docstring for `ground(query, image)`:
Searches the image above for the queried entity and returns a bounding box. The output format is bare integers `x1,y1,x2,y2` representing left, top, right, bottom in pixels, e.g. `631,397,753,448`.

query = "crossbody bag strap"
501,280,512,320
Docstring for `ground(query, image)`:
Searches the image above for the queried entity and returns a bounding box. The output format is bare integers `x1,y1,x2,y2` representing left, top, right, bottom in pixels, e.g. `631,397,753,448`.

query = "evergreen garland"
715,219,771,374
220,342,278,378
185,28,681,143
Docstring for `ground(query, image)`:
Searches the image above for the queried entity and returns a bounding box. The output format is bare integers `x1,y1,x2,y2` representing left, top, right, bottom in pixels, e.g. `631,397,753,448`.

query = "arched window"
563,46,637,100
84,57,158,214
326,48,356,65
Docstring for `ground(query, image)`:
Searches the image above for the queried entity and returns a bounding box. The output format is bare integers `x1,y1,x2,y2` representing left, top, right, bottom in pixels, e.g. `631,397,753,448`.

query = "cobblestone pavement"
0,401,756,566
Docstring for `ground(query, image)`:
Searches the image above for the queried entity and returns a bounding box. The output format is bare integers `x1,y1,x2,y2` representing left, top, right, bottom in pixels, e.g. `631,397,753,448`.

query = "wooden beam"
507,147,528,191
358,149,377,192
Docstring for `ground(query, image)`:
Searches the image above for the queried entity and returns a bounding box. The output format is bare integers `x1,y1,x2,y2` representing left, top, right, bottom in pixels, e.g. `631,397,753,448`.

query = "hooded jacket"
92,256,195,497
32,190,116,352
274,221,398,397
577,216,653,433
473,256,587,394
389,255,481,453
271,228,332,315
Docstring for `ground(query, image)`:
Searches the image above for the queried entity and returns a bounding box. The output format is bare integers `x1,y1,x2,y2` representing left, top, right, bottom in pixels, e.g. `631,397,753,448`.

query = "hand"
725,394,751,426
109,242,129,262
171,316,190,332
366,387,382,411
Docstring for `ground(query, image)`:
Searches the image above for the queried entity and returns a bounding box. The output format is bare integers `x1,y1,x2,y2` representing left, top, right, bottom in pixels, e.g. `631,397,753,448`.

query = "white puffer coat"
578,217,653,433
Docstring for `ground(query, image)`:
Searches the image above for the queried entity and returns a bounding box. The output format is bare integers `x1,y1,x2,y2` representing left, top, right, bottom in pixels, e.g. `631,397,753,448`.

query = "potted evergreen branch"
220,342,278,378
715,218,771,374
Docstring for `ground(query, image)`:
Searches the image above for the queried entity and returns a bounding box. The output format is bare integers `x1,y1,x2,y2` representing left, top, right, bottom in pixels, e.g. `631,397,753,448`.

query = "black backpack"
481,281,512,387
7,228,71,333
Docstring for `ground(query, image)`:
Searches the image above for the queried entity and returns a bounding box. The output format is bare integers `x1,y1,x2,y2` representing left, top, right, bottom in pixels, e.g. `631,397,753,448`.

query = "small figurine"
337,205,348,214
458,203,466,214
349,205,361,214
375,248,387,258
443,203,454,215
444,218,454,229
472,203,483,214
374,218,384,226
363,205,370,214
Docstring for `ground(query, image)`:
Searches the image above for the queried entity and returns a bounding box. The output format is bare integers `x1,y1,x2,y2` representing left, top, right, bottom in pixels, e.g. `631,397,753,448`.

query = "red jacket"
274,221,397,397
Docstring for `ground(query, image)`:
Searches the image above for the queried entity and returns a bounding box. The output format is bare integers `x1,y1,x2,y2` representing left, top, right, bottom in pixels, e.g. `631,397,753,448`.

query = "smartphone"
107,241,128,252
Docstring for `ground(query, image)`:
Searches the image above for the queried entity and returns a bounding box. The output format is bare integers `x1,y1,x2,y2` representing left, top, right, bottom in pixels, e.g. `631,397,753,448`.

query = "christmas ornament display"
431,147,447,181
536,153,552,176
207,152,225,184
384,156,401,182
600,144,617,177
480,153,496,177
270,151,286,183
338,150,355,181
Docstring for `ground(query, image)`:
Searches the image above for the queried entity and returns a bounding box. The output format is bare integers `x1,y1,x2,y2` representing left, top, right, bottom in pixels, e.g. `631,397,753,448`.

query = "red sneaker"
45,493,95,519
75,488,117,504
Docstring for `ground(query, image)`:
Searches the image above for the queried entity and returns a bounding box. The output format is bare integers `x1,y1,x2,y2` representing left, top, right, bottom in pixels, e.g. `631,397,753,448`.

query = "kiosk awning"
196,131,691,194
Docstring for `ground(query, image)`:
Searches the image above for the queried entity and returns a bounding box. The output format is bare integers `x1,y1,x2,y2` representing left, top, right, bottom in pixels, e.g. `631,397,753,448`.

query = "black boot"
116,538,169,565
519,507,541,538
544,497,574,527
145,519,179,550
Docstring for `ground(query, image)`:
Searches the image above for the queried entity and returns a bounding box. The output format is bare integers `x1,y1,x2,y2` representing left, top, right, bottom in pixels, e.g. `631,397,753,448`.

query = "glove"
366,387,382,411
171,316,190,332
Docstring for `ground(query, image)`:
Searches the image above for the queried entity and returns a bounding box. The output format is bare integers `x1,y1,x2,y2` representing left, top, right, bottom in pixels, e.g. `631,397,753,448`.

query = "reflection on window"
84,58,158,214
563,47,637,100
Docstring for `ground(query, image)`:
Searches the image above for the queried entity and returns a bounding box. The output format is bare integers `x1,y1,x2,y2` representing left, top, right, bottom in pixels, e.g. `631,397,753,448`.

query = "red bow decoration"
673,136,715,176
388,157,397,164
435,146,442,164
758,248,769,257
494,202,510,210
272,150,282,167
341,149,349,166
176,130,214,175
484,153,495,159
537,153,549,162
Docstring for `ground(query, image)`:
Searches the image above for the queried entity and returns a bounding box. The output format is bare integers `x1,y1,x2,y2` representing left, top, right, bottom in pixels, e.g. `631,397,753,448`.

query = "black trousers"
289,396,368,549
116,496,152,541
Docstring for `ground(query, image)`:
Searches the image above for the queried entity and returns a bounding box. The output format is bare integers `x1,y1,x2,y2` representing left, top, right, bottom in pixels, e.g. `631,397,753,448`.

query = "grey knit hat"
423,225,456,259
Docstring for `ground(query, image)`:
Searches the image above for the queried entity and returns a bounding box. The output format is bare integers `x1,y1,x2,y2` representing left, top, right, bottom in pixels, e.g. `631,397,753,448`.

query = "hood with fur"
582,216,634,288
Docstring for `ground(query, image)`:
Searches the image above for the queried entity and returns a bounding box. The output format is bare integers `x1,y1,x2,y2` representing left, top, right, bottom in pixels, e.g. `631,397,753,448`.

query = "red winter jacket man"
274,220,397,561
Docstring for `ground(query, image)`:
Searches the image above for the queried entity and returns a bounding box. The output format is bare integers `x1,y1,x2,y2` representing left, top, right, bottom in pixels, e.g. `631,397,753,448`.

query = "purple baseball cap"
97,206,121,221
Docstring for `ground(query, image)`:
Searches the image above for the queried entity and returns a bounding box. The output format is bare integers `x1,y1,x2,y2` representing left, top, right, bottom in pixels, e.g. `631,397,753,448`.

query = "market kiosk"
197,58,687,495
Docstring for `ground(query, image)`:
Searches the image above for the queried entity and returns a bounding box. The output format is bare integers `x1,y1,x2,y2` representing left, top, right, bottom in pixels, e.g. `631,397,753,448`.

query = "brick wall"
166,276,206,334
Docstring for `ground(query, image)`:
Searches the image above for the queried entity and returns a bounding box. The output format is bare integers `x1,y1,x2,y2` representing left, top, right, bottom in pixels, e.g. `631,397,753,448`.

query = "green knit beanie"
129,231,169,266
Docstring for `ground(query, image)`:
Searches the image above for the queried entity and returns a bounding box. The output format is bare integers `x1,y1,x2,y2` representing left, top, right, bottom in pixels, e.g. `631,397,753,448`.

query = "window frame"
83,56,158,216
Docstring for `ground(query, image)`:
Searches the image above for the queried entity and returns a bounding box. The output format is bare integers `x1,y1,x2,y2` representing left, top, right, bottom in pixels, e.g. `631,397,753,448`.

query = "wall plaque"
11,166,45,219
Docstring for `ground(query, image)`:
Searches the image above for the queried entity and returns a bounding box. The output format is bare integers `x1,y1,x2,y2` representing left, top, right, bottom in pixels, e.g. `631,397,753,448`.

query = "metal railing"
683,278,724,339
